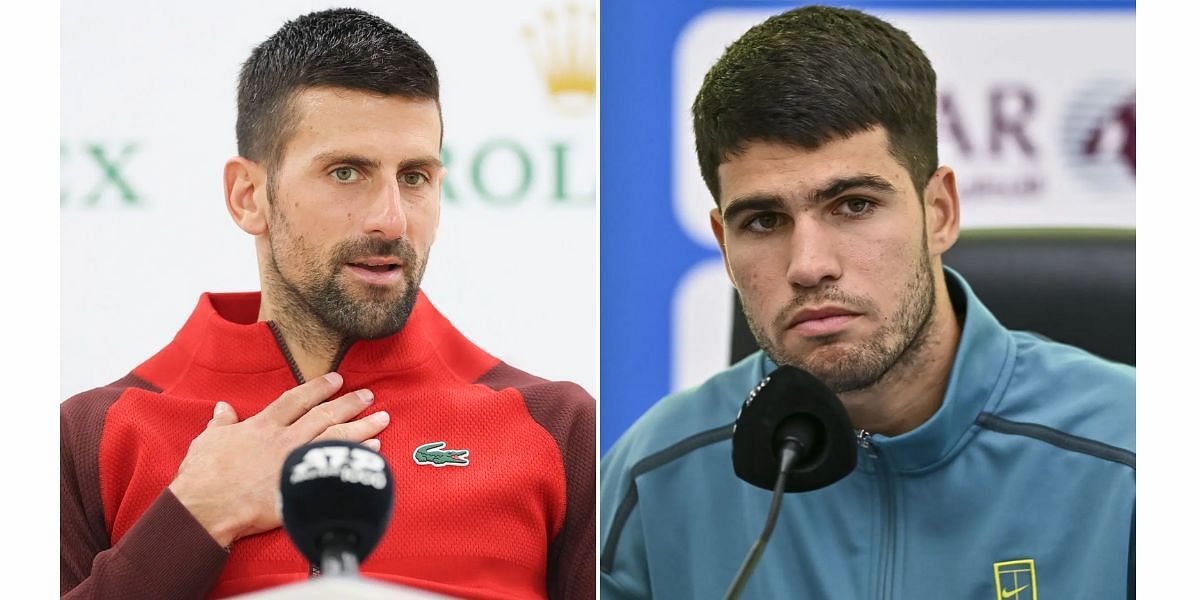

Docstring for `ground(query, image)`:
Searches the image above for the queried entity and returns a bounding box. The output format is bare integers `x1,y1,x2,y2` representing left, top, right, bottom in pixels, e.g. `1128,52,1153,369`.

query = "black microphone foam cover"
280,440,394,566
732,365,857,492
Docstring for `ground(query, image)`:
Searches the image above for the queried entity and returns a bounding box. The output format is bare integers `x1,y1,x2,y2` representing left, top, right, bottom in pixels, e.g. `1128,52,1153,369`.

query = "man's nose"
785,216,841,288
364,178,408,240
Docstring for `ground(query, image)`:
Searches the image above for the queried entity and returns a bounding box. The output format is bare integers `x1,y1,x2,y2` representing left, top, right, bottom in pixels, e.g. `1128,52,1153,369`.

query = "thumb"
208,401,239,428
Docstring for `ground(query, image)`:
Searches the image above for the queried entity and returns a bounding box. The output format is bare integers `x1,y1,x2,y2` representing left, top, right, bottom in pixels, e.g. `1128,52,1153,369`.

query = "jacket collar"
159,289,495,380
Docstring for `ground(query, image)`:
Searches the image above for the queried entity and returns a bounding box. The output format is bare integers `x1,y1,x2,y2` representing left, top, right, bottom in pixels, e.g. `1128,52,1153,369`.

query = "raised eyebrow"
397,156,443,172
722,195,785,224
810,175,899,203
312,152,380,171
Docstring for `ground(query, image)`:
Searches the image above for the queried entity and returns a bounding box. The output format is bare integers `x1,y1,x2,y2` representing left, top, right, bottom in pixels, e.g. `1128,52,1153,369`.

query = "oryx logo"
993,559,1038,600
413,441,470,467
1062,80,1135,190
289,446,388,490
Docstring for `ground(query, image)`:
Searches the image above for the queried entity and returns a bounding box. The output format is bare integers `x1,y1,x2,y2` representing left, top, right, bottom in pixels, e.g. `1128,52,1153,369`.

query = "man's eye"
745,213,782,233
401,172,429,186
838,198,876,217
331,167,361,182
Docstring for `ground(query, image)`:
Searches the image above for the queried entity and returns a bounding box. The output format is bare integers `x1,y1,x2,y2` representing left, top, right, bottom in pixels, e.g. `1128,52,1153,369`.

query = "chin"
782,333,854,357
347,280,407,299
797,345,853,371
774,339,857,375
336,309,407,339
352,325,405,340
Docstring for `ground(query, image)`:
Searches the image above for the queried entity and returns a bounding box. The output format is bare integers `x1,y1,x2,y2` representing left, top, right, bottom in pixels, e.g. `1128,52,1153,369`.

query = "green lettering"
471,140,532,205
440,147,457,203
84,142,143,206
551,141,594,204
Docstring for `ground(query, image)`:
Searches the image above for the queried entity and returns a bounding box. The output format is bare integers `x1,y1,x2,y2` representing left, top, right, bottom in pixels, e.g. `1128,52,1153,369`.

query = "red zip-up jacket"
61,291,595,599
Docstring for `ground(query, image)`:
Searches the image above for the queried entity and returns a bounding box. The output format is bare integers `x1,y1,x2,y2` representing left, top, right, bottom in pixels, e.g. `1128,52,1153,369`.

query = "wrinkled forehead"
278,87,443,165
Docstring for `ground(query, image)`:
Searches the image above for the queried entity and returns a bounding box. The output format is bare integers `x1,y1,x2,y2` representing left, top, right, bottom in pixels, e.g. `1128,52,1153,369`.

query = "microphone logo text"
289,446,388,490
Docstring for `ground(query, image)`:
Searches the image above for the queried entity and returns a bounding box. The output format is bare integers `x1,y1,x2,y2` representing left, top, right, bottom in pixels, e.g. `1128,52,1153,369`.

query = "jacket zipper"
267,321,306,385
860,430,896,600
266,323,356,385
268,324,357,579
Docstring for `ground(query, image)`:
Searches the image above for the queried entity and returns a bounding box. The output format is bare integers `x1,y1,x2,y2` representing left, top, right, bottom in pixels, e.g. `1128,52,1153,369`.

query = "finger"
207,401,239,429
257,372,344,425
313,411,390,445
290,388,376,441
362,439,381,452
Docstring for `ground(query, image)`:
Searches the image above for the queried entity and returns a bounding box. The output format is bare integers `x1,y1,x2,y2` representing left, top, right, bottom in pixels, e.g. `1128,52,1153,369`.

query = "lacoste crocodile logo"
412,441,470,467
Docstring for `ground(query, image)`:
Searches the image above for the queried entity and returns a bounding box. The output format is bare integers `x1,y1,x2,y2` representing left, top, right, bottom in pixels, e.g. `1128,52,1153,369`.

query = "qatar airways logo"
937,84,1046,198
936,79,1136,198
289,446,388,490
1062,80,1135,190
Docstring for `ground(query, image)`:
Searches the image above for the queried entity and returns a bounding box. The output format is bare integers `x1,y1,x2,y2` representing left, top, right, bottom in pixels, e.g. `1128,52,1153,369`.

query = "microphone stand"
724,442,800,600
320,548,359,576
317,532,361,577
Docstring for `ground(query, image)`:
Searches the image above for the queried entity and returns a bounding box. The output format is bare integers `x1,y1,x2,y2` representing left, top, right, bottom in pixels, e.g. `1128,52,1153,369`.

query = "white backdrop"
61,1,597,398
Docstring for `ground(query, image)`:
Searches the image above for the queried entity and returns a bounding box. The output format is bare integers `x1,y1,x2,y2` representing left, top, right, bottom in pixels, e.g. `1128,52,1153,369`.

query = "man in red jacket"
60,8,595,599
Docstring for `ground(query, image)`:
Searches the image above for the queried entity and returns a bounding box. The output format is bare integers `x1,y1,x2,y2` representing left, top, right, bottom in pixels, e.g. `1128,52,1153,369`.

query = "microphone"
725,365,857,599
731,365,857,492
280,440,394,576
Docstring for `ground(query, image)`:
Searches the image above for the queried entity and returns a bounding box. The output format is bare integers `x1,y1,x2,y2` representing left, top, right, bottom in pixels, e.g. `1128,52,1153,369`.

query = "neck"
838,273,962,438
258,285,350,383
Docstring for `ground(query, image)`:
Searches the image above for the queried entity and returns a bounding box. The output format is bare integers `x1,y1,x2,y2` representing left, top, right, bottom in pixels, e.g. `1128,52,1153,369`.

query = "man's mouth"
345,257,405,283
349,263,400,273
785,306,862,337
348,256,402,270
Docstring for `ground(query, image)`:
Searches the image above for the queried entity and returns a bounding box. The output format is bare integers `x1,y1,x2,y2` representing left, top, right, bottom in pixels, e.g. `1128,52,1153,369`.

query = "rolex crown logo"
522,2,596,115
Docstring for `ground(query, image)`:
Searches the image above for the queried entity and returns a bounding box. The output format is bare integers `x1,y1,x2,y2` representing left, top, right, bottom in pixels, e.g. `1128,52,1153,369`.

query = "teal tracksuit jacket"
599,270,1134,599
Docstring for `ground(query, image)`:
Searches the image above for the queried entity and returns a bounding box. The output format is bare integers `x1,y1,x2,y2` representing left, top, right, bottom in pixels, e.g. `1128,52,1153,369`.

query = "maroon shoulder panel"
60,374,230,598
476,362,597,600
61,373,158,594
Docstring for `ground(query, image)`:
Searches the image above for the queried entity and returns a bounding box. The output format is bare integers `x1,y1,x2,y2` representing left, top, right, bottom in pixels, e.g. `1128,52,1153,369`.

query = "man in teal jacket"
599,6,1134,599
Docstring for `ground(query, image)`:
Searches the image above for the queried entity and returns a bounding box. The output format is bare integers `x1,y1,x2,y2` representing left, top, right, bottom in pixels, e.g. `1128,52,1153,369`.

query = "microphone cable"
723,441,800,600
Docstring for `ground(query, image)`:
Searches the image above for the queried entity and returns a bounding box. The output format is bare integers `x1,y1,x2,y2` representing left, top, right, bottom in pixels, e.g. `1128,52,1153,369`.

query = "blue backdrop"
599,0,1135,454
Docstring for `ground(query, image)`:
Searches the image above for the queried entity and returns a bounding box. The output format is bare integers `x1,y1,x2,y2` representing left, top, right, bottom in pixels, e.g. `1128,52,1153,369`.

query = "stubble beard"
264,186,425,353
743,248,936,394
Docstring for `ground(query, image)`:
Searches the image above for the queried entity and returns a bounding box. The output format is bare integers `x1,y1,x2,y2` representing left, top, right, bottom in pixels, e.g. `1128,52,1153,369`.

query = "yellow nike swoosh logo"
1001,584,1029,598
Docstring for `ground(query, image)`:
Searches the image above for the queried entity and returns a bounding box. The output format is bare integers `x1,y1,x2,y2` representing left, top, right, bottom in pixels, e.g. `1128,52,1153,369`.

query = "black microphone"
280,440,394,576
725,365,857,599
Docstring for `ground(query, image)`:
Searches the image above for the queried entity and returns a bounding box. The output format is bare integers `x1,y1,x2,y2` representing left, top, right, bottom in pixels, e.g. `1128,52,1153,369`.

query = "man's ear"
224,157,270,235
922,166,961,257
709,207,735,284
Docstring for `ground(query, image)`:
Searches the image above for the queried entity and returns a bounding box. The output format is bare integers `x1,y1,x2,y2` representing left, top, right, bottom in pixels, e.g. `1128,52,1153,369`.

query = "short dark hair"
692,6,937,204
237,8,441,169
